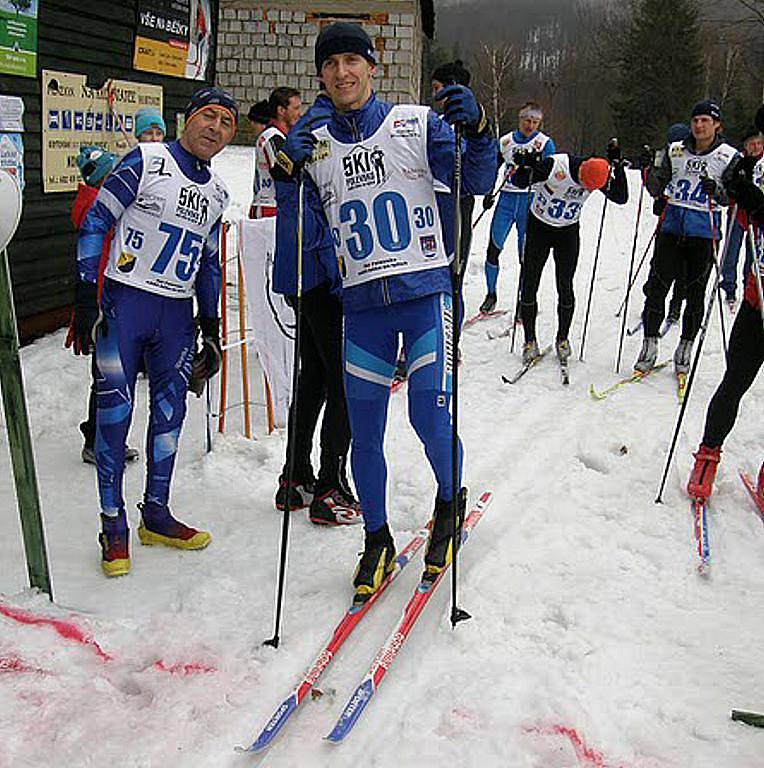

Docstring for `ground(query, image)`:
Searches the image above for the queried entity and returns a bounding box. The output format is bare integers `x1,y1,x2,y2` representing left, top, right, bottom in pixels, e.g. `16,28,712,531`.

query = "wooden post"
237,248,252,439
264,373,275,435
218,222,229,433
0,247,52,598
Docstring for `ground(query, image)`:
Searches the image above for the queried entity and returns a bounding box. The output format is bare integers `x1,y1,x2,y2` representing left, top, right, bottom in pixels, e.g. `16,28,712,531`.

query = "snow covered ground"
1,147,763,768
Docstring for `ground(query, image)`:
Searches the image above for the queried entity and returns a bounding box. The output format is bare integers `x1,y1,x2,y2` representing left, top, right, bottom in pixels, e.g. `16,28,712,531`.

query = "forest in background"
428,0,764,156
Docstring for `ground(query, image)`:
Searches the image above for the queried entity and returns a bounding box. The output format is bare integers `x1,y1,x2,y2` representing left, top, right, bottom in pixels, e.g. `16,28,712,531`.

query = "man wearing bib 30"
273,22,497,602
636,100,738,375
479,102,556,314
71,87,236,576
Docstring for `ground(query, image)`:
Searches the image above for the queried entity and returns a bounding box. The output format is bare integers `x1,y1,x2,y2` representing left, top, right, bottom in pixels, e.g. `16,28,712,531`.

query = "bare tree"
472,42,515,138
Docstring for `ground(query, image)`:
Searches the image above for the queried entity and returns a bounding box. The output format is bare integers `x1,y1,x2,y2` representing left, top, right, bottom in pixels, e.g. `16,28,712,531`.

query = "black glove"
435,85,488,136
638,145,653,170
273,94,333,179
188,316,222,397
482,192,496,211
65,280,99,356
606,138,621,162
652,197,667,217
513,148,542,168
699,176,717,197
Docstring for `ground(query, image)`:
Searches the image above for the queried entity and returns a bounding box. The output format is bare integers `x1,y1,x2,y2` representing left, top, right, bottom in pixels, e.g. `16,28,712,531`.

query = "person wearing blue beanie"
134,108,166,143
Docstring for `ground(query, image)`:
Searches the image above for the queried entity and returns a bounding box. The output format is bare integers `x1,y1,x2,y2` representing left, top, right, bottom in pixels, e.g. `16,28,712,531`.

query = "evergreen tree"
612,0,704,152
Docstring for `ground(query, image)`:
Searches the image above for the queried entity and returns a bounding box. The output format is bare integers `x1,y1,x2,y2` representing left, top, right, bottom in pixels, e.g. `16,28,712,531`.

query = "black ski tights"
702,299,764,447
520,215,579,342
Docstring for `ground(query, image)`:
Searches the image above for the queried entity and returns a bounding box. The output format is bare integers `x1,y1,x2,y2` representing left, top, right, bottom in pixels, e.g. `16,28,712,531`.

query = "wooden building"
0,0,219,340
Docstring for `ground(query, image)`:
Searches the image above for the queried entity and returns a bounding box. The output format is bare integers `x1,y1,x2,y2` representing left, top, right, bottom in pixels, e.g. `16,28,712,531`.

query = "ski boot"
423,488,467,583
555,338,571,364
353,524,396,604
309,484,363,526
522,340,540,366
479,292,497,314
674,338,693,375
634,336,658,373
687,444,721,500
137,501,211,550
275,474,315,511
99,513,130,577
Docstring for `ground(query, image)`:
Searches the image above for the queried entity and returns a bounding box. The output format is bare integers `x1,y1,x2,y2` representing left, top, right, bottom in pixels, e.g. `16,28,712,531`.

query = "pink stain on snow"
0,602,113,662
153,659,217,676
0,601,216,676
526,723,631,768
0,653,48,675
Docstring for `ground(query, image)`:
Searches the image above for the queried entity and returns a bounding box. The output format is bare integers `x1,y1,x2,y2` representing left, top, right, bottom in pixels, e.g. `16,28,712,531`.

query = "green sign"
0,0,38,78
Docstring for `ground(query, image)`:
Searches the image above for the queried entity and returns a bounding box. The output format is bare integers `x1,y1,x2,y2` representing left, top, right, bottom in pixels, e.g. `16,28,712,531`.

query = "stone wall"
217,1,426,142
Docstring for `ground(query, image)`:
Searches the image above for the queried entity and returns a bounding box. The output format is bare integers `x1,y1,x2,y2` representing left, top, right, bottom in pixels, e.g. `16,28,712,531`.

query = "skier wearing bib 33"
635,100,738,376
72,87,236,576
273,22,497,602
512,148,628,365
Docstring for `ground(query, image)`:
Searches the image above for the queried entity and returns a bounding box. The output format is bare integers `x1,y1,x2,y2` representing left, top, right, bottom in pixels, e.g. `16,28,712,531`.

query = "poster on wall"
42,70,163,193
133,0,212,80
0,0,38,77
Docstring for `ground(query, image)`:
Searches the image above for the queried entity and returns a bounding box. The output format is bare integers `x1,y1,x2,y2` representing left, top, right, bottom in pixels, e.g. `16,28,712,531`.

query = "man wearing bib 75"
71,87,236,576
273,22,497,603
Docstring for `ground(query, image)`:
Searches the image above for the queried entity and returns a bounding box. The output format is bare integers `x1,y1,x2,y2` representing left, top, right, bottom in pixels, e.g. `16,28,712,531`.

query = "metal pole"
747,224,764,330
614,169,646,372
450,124,469,629
580,193,610,362
265,172,305,649
0,246,52,598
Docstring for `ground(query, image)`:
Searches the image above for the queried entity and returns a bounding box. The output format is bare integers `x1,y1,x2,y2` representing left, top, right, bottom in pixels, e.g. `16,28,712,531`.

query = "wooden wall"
0,0,219,341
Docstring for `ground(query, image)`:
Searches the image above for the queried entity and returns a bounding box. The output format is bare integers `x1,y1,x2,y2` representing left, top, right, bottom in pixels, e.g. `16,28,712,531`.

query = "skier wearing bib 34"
635,100,738,376
273,22,497,602
72,87,236,576
512,148,628,365
687,105,764,500
479,102,556,314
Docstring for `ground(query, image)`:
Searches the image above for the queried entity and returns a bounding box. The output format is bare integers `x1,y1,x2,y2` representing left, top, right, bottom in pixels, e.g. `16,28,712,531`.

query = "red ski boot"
687,444,721,500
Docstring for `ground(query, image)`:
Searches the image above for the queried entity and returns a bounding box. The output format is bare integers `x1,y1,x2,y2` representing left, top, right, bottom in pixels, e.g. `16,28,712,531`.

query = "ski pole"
265,170,305,649
747,223,764,331
707,198,728,362
614,220,658,318
655,264,721,503
509,170,536,355
614,168,647,371
578,192,609,362
470,163,515,230
450,123,470,629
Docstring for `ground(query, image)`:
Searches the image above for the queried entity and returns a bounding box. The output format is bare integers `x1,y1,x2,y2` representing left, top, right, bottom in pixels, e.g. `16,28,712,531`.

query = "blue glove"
274,94,334,179
435,85,484,131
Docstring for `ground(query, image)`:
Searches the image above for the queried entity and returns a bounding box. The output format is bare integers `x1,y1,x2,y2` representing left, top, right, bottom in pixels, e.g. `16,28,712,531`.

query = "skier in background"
688,105,764,500
512,147,628,366
478,102,556,314
635,100,738,378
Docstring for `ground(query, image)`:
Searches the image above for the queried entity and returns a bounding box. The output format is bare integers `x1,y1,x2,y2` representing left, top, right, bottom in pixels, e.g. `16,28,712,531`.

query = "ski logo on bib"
686,157,708,175
176,185,210,226
342,145,388,190
117,251,136,273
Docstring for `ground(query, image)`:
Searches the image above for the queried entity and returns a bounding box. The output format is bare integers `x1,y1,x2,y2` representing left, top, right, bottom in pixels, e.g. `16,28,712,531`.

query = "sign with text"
133,0,212,80
42,70,163,193
0,0,38,77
